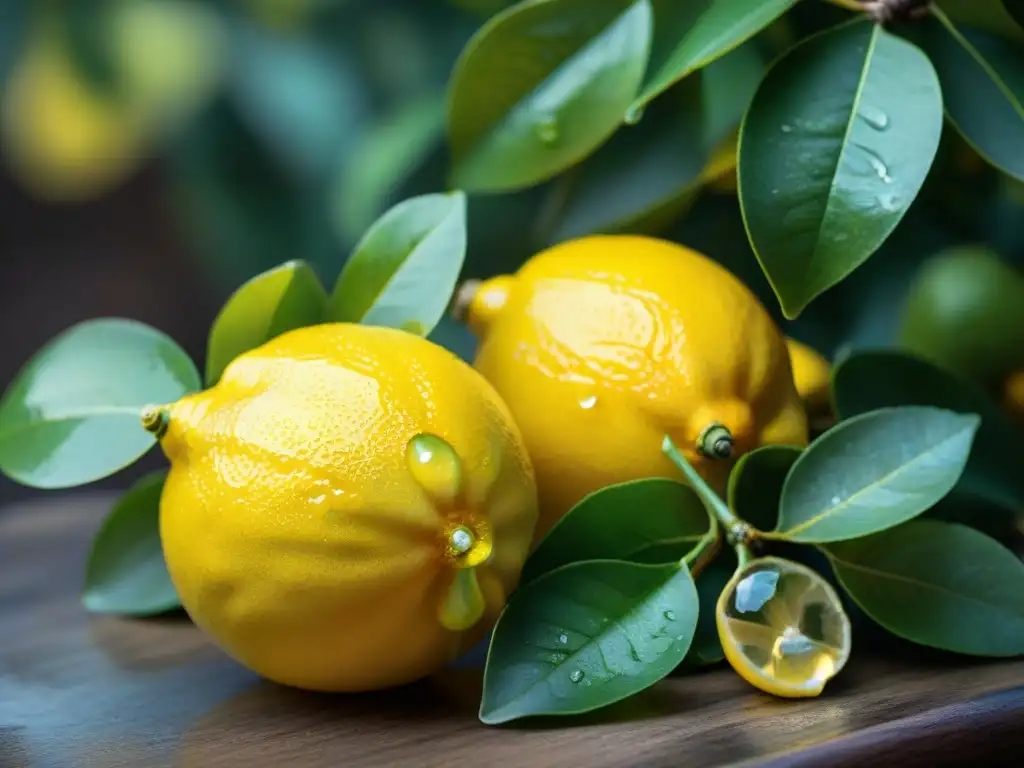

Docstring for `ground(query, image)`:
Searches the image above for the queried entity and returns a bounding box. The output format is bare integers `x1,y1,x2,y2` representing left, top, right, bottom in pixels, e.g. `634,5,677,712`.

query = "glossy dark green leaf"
521,479,709,585
480,560,697,724
727,444,802,533
0,319,200,489
329,192,467,335
832,350,1024,512
739,19,943,318
825,519,1024,656
545,43,761,242
678,551,735,669
205,260,328,386
631,0,796,112
912,11,1024,182
83,471,180,616
773,406,980,543
447,0,653,192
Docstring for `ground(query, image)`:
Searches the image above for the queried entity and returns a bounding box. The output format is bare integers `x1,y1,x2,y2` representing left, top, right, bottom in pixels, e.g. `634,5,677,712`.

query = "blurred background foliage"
0,0,1022,504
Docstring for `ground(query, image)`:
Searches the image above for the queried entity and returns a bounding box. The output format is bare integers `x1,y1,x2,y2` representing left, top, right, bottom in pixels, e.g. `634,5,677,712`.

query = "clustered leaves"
0,0,1022,730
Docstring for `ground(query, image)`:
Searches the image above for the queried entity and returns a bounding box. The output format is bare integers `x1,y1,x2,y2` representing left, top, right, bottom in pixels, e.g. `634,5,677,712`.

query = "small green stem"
663,436,738,529
663,435,755,569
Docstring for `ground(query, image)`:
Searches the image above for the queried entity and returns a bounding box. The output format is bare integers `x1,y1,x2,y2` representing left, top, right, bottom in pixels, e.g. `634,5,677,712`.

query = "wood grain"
2,494,1024,768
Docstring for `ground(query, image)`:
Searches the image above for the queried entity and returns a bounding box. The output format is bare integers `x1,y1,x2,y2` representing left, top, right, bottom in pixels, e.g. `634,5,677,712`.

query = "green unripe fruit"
899,246,1024,387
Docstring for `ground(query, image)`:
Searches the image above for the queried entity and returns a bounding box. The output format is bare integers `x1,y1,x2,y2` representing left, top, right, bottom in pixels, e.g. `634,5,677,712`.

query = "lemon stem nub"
450,526,475,555
140,405,169,438
698,423,734,460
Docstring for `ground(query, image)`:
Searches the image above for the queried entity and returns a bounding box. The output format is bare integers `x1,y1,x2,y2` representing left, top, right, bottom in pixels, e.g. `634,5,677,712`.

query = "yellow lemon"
459,235,808,540
151,323,538,692
785,338,832,420
716,557,851,698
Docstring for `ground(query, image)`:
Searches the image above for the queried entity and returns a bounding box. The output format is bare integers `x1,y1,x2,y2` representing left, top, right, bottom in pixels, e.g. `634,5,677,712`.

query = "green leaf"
544,43,762,242
329,192,467,335
447,0,654,192
631,0,796,112
773,406,980,543
678,552,735,669
521,479,709,585
480,560,697,724
824,519,1024,656
0,319,200,489
83,471,180,616
832,350,1024,512
727,444,802,533
205,260,328,386
738,19,943,318
913,11,1024,182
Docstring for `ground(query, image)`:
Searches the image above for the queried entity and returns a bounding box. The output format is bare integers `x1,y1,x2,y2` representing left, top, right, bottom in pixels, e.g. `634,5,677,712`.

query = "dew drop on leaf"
569,669,585,683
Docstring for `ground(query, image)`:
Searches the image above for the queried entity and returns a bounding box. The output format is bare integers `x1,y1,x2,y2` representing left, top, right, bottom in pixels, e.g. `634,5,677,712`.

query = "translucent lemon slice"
716,556,851,698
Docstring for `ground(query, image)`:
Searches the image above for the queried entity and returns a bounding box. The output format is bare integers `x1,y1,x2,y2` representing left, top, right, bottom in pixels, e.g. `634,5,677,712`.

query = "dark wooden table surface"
3,494,1024,768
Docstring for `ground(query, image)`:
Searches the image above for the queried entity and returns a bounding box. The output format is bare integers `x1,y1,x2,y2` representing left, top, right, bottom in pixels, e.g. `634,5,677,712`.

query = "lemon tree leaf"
773,406,980,543
739,19,943,319
912,11,1024,182
329,191,467,336
832,350,1024,513
824,519,1024,656
0,319,200,489
727,444,802,533
630,0,795,113
447,0,653,192
480,560,697,724
205,260,328,386
520,479,709,585
544,42,762,242
83,471,180,616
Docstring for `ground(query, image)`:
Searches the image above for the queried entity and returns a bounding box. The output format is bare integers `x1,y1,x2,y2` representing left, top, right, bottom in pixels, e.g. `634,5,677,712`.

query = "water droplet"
830,494,842,506
856,144,894,183
624,104,645,125
558,633,568,644
569,669,585,683
438,569,485,631
833,232,849,243
406,433,463,503
536,115,559,145
879,193,900,212
771,188,779,196
781,124,793,133
663,610,676,621
859,106,890,131
309,493,327,506
579,395,598,410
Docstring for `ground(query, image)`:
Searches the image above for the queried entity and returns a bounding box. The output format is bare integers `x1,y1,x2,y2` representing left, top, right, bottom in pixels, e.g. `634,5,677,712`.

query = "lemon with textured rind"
153,323,537,692
458,235,808,540
716,557,851,698
786,338,832,419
